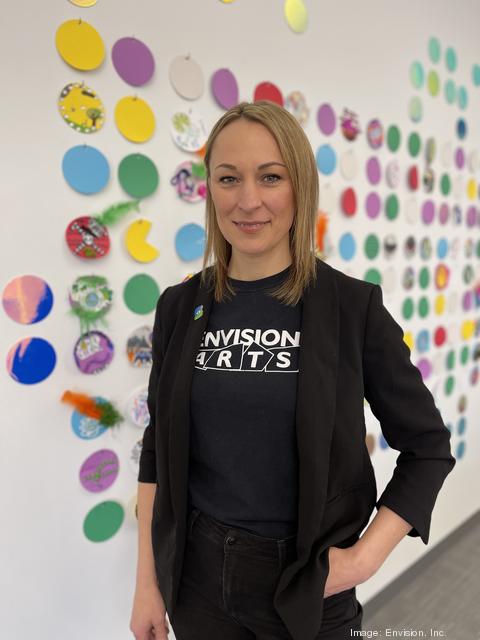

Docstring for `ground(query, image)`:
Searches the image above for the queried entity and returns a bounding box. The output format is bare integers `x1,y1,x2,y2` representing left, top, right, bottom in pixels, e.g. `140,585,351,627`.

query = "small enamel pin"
193,304,203,320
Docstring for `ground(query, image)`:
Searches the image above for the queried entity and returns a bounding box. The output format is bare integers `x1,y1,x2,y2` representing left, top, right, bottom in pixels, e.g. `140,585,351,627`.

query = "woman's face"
208,119,295,263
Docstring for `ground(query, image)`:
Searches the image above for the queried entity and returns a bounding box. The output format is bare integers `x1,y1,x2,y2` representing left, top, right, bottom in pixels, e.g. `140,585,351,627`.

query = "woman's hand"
323,544,373,598
129,581,170,640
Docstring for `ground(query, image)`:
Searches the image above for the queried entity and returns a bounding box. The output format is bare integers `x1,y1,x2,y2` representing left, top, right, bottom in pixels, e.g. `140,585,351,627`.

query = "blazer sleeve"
137,286,172,484
363,283,456,544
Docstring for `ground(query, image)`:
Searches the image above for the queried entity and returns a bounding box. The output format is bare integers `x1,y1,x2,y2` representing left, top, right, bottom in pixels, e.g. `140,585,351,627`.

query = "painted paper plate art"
124,219,160,263
6,337,57,384
79,449,119,492
170,109,208,152
3,275,54,324
71,396,109,440
74,330,114,374
58,82,105,133
65,216,110,259
126,387,149,428
126,326,153,367
171,159,207,202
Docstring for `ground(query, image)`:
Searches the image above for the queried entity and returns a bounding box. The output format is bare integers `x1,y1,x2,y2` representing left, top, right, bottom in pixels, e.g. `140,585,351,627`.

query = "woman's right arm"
129,481,170,639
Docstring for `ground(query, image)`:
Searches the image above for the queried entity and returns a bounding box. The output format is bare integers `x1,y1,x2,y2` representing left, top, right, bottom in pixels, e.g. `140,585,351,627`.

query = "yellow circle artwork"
68,0,98,6
55,19,105,70
124,219,159,263
115,96,156,143
466,179,477,200
58,82,105,133
284,0,308,33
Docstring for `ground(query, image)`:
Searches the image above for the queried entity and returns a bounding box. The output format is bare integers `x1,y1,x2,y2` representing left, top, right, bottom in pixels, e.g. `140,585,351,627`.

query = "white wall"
1,1,479,638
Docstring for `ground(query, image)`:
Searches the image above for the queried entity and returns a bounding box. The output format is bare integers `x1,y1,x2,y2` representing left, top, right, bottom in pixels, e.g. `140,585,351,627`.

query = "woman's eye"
263,174,281,183
219,176,236,184
218,174,282,184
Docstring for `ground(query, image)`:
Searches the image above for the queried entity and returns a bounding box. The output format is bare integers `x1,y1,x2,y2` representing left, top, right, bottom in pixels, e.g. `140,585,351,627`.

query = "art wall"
1,1,479,638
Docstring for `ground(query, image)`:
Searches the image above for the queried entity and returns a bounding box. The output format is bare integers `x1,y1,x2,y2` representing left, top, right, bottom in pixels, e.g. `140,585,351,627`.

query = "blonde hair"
200,100,319,306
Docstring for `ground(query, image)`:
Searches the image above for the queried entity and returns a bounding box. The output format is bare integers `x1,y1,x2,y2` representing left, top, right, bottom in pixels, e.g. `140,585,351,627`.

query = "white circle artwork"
441,142,452,168
467,149,479,173
319,183,336,214
405,197,418,224
386,159,400,188
170,108,208,152
339,150,358,180
169,54,204,100
126,386,149,428
452,175,463,200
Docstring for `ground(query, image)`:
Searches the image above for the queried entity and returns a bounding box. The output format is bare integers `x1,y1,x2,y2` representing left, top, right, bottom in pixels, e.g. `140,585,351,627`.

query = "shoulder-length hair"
200,100,319,306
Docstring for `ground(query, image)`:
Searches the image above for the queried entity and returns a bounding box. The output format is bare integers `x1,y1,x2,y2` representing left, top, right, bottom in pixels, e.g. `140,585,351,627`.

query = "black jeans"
169,507,363,639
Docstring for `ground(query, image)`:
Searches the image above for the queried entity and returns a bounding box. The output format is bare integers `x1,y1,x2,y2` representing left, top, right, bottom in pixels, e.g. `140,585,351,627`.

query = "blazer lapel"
168,259,339,562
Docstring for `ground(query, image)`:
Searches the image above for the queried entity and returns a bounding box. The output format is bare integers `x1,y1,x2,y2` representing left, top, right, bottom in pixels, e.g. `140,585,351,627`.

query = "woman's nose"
237,179,262,211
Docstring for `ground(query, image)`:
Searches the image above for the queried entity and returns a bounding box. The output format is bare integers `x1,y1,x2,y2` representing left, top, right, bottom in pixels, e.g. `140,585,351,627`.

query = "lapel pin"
193,304,203,320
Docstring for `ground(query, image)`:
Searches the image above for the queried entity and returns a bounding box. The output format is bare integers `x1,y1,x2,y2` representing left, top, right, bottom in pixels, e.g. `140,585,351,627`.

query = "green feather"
93,199,141,226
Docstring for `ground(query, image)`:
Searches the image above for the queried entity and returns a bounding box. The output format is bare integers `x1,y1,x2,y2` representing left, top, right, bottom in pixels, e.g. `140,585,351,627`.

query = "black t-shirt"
188,264,302,538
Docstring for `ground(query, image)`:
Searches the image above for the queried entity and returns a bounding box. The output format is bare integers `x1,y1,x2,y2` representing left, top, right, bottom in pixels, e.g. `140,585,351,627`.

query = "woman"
130,101,456,640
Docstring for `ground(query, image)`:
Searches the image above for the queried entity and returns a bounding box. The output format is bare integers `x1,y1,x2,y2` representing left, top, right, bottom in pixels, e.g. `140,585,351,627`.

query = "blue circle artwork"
7,337,57,384
339,232,356,261
316,144,337,175
456,119,467,139
71,396,108,440
456,440,465,459
175,223,206,261
437,237,448,259
62,145,110,195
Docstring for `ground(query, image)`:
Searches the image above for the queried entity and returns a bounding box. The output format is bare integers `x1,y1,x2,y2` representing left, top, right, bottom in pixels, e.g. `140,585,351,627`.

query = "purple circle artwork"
211,68,239,109
112,37,155,86
79,449,120,492
366,157,381,185
317,103,336,135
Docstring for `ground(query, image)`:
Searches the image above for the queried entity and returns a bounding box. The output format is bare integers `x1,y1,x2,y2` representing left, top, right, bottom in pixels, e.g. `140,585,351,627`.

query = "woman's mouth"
234,221,270,232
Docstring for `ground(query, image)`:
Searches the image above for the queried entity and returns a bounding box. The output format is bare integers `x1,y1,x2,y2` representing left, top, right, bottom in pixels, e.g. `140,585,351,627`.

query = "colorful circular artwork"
68,275,113,331
124,219,159,263
58,82,105,133
79,449,120,492
170,109,208,152
126,387,149,428
55,19,105,70
6,337,57,384
65,216,110,260
115,96,155,142
71,396,108,440
83,500,124,542
2,275,54,324
169,54,205,100
112,37,155,86
175,223,206,261
171,160,207,202
118,153,159,198
62,145,110,194
366,119,384,149
126,326,153,368
284,0,308,33
284,91,309,125
253,81,283,105
123,275,160,314
317,103,336,135
74,331,114,374
211,68,239,109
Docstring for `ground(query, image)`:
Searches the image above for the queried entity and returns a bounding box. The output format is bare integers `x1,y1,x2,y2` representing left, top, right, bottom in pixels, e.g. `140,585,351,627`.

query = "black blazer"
138,256,456,640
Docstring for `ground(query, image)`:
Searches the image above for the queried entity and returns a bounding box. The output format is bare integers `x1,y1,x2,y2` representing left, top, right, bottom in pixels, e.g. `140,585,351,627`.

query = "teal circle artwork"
460,345,469,364
440,174,451,196
410,61,424,88
402,297,414,320
408,132,421,157
419,267,430,289
428,37,441,63
175,223,206,261
456,440,465,460
385,194,399,220
418,296,429,318
339,232,356,261
83,500,124,542
472,64,480,86
316,144,337,175
123,274,160,314
408,96,423,122
364,234,380,259
364,269,381,285
386,125,401,152
444,79,456,104
457,86,468,110
457,417,466,436
445,47,457,72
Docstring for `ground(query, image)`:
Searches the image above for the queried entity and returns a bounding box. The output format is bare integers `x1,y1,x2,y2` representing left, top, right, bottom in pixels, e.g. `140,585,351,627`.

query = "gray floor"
362,510,480,639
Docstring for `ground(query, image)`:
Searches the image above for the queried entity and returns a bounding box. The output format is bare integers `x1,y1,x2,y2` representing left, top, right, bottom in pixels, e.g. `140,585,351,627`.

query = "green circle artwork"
444,375,455,395
364,268,381,285
386,125,401,152
427,70,440,96
402,297,414,320
440,174,451,196
446,350,455,370
460,345,469,365
419,267,430,288
410,61,424,88
385,194,399,220
445,47,457,72
408,132,421,157
444,79,456,104
83,500,125,542
418,296,429,318
124,274,160,314
364,234,380,260
118,153,160,199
